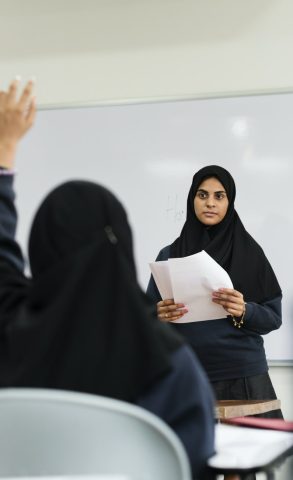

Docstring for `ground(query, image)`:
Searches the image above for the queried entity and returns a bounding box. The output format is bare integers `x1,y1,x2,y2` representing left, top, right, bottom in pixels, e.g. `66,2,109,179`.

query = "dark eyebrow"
197,189,226,194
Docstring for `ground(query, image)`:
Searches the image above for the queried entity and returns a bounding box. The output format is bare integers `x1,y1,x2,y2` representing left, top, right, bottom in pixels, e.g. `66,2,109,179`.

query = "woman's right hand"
157,299,188,322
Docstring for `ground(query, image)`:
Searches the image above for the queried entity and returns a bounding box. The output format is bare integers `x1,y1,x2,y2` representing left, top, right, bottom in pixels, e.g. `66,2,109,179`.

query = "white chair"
0,388,192,480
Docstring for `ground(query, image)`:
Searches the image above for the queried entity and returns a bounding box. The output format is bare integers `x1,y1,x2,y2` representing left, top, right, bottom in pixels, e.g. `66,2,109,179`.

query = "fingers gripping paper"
149,251,233,323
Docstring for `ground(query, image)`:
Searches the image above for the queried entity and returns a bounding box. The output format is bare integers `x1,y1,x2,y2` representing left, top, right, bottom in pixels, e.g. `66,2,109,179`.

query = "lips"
203,212,217,216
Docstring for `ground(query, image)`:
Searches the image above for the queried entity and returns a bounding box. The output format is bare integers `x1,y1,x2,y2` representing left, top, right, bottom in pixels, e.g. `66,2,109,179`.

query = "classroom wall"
1,0,293,106
0,0,292,420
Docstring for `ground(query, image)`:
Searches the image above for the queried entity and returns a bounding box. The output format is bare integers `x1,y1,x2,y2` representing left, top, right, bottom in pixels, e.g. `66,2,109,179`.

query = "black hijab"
170,165,281,303
4,181,182,401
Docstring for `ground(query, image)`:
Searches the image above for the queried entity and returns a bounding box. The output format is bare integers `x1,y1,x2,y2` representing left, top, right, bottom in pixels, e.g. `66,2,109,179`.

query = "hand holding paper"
149,251,233,323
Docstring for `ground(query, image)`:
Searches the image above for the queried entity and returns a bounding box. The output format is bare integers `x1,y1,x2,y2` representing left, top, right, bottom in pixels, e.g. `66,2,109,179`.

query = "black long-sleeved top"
147,245,282,382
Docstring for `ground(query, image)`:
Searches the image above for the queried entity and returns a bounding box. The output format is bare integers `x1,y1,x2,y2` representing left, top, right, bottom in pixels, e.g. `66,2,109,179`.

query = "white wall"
0,0,292,426
1,0,293,106
269,366,293,420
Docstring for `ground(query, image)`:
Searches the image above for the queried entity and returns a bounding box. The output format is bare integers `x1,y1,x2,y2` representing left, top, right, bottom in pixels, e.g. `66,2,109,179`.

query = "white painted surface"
1,0,293,106
16,93,293,362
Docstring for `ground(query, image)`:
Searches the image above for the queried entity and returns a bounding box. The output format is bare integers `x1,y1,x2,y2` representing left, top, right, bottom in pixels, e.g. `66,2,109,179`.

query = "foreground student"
147,165,282,419
0,79,215,480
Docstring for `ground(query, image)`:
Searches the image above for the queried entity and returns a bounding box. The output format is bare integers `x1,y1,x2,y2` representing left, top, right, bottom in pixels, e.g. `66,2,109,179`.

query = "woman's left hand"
212,288,245,318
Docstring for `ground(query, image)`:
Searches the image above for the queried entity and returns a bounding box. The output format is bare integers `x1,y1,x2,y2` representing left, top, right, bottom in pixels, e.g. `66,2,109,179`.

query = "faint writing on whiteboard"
165,194,185,223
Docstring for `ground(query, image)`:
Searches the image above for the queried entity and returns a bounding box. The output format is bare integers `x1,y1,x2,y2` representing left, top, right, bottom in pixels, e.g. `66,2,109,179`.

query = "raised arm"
0,79,36,269
0,79,36,319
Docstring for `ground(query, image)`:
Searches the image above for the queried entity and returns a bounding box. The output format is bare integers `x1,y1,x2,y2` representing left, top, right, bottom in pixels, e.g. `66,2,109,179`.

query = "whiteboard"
16,93,293,362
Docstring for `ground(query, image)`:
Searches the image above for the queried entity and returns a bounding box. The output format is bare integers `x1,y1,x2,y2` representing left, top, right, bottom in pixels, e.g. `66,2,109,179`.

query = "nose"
206,195,215,208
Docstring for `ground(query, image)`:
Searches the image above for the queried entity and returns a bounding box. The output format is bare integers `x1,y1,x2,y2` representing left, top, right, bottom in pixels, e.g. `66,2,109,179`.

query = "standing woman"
147,165,283,417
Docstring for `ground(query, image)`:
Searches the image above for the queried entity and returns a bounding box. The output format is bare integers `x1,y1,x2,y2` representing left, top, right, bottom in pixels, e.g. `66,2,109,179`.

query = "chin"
201,219,219,226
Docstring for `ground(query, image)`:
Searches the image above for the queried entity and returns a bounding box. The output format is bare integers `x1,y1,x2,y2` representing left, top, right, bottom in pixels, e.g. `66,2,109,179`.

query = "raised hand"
0,78,36,168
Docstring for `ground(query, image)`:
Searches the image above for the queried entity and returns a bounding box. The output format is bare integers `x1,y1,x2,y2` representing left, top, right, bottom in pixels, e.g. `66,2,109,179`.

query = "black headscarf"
170,165,281,303
4,181,182,401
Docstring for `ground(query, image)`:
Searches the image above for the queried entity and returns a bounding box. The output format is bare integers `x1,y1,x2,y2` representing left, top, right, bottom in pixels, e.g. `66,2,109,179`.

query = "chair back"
0,388,192,480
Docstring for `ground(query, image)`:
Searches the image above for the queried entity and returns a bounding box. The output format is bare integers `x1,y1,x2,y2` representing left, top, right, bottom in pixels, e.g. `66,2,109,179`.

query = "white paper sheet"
208,423,293,470
149,260,173,300
149,251,233,323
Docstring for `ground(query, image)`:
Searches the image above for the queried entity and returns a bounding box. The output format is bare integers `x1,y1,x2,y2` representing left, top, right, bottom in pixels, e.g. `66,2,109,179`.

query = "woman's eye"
198,192,207,199
215,193,225,200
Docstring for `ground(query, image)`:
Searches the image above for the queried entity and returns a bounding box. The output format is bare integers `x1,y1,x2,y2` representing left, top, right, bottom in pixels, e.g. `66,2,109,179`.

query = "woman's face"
193,176,229,226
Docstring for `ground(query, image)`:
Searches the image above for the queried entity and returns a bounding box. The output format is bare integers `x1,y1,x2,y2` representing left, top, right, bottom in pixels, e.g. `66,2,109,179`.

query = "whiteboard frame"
16,90,293,362
37,86,293,111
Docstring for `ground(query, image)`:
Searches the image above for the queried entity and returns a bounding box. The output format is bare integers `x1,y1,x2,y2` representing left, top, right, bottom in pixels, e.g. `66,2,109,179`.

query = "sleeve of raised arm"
0,175,25,272
0,175,29,324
